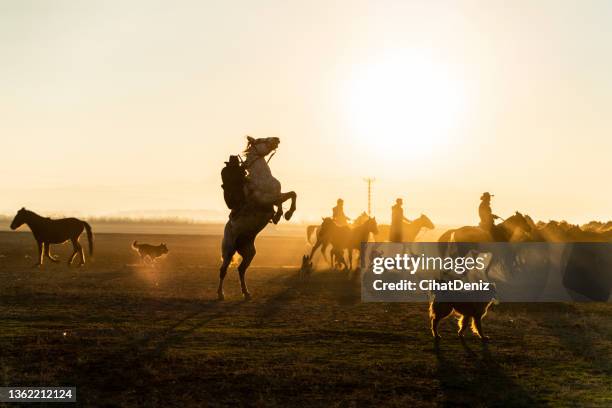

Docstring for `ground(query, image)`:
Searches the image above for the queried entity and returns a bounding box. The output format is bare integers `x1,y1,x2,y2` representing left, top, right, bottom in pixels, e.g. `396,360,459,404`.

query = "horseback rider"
221,155,247,219
390,198,410,242
478,192,501,238
332,199,350,226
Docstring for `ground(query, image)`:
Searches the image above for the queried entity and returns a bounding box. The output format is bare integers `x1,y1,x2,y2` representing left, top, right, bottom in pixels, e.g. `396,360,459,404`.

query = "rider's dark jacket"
390,204,406,242
478,199,494,232
332,205,348,226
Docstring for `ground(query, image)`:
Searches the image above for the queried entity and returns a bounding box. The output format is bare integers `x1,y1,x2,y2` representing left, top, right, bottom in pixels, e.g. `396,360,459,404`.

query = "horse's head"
245,136,280,158
504,211,532,234
160,243,169,254
366,217,379,235
352,211,369,226
522,214,538,230
10,207,28,230
319,217,335,235
540,221,567,241
418,214,435,229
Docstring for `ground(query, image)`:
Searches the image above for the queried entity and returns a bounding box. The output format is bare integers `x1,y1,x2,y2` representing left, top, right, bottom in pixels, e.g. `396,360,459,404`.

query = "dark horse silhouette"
10,207,94,267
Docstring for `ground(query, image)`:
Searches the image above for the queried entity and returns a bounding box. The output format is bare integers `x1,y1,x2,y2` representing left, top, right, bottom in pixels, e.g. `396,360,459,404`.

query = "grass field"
0,231,610,407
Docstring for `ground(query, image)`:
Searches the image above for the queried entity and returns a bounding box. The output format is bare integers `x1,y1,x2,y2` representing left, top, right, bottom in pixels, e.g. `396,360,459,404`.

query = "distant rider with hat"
479,192,501,236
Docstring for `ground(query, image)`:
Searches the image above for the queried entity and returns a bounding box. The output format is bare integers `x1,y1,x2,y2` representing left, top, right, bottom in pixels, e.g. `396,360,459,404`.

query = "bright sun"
344,54,467,161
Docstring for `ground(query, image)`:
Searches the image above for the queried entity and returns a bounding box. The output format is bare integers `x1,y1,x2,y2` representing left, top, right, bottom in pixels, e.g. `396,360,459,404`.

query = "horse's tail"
132,240,139,250
306,225,317,244
84,221,94,255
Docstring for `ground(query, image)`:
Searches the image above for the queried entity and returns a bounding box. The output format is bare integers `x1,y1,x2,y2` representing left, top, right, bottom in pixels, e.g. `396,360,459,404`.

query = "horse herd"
306,213,435,270
8,205,612,274
305,210,612,272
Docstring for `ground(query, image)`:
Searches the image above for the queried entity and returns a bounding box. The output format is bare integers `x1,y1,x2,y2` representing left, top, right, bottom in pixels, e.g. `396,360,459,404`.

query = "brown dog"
429,287,496,342
132,241,169,264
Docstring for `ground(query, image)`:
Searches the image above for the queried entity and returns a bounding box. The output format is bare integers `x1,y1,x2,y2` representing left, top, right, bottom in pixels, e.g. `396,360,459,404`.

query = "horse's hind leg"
218,238,235,301
68,239,79,266
70,237,84,266
44,244,60,263
237,241,256,300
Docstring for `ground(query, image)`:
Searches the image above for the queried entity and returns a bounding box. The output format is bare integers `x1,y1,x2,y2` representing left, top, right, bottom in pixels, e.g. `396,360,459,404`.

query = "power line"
363,177,376,216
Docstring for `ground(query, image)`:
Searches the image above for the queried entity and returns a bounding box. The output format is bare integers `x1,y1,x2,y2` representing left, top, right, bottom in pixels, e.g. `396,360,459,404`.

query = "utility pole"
363,177,376,216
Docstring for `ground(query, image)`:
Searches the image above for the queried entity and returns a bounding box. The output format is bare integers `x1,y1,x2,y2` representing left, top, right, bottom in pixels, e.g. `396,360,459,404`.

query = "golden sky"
1,1,611,224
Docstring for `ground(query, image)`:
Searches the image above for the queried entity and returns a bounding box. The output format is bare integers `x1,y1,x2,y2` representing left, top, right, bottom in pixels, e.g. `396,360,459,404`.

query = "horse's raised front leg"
237,241,256,300
281,191,297,220
272,205,283,224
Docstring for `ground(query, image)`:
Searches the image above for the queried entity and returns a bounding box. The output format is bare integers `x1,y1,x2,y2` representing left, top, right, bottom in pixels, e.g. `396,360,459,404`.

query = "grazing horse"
218,136,296,300
10,207,94,266
374,214,435,242
317,217,379,270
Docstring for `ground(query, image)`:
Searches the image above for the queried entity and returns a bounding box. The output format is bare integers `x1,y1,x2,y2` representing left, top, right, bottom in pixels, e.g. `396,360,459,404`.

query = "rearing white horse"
243,136,296,223
217,136,297,300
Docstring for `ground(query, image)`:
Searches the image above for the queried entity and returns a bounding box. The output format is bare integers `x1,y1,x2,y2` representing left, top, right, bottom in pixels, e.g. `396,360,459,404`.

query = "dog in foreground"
429,287,496,342
299,254,314,278
132,241,169,264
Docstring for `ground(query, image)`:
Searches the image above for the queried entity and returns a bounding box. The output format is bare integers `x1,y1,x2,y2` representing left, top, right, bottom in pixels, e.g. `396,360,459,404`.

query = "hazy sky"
2,0,611,224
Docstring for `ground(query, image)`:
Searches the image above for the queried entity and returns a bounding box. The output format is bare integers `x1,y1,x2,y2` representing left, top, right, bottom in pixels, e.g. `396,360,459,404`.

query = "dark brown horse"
10,208,94,266
374,214,435,242
316,216,379,270
438,212,532,244
307,213,372,266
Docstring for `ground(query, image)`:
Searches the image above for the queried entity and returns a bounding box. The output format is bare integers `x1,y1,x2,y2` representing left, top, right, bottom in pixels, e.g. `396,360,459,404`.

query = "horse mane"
243,139,254,154
21,208,46,221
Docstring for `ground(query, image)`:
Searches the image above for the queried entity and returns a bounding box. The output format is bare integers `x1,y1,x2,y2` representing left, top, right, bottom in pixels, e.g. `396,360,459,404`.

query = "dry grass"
0,231,610,407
